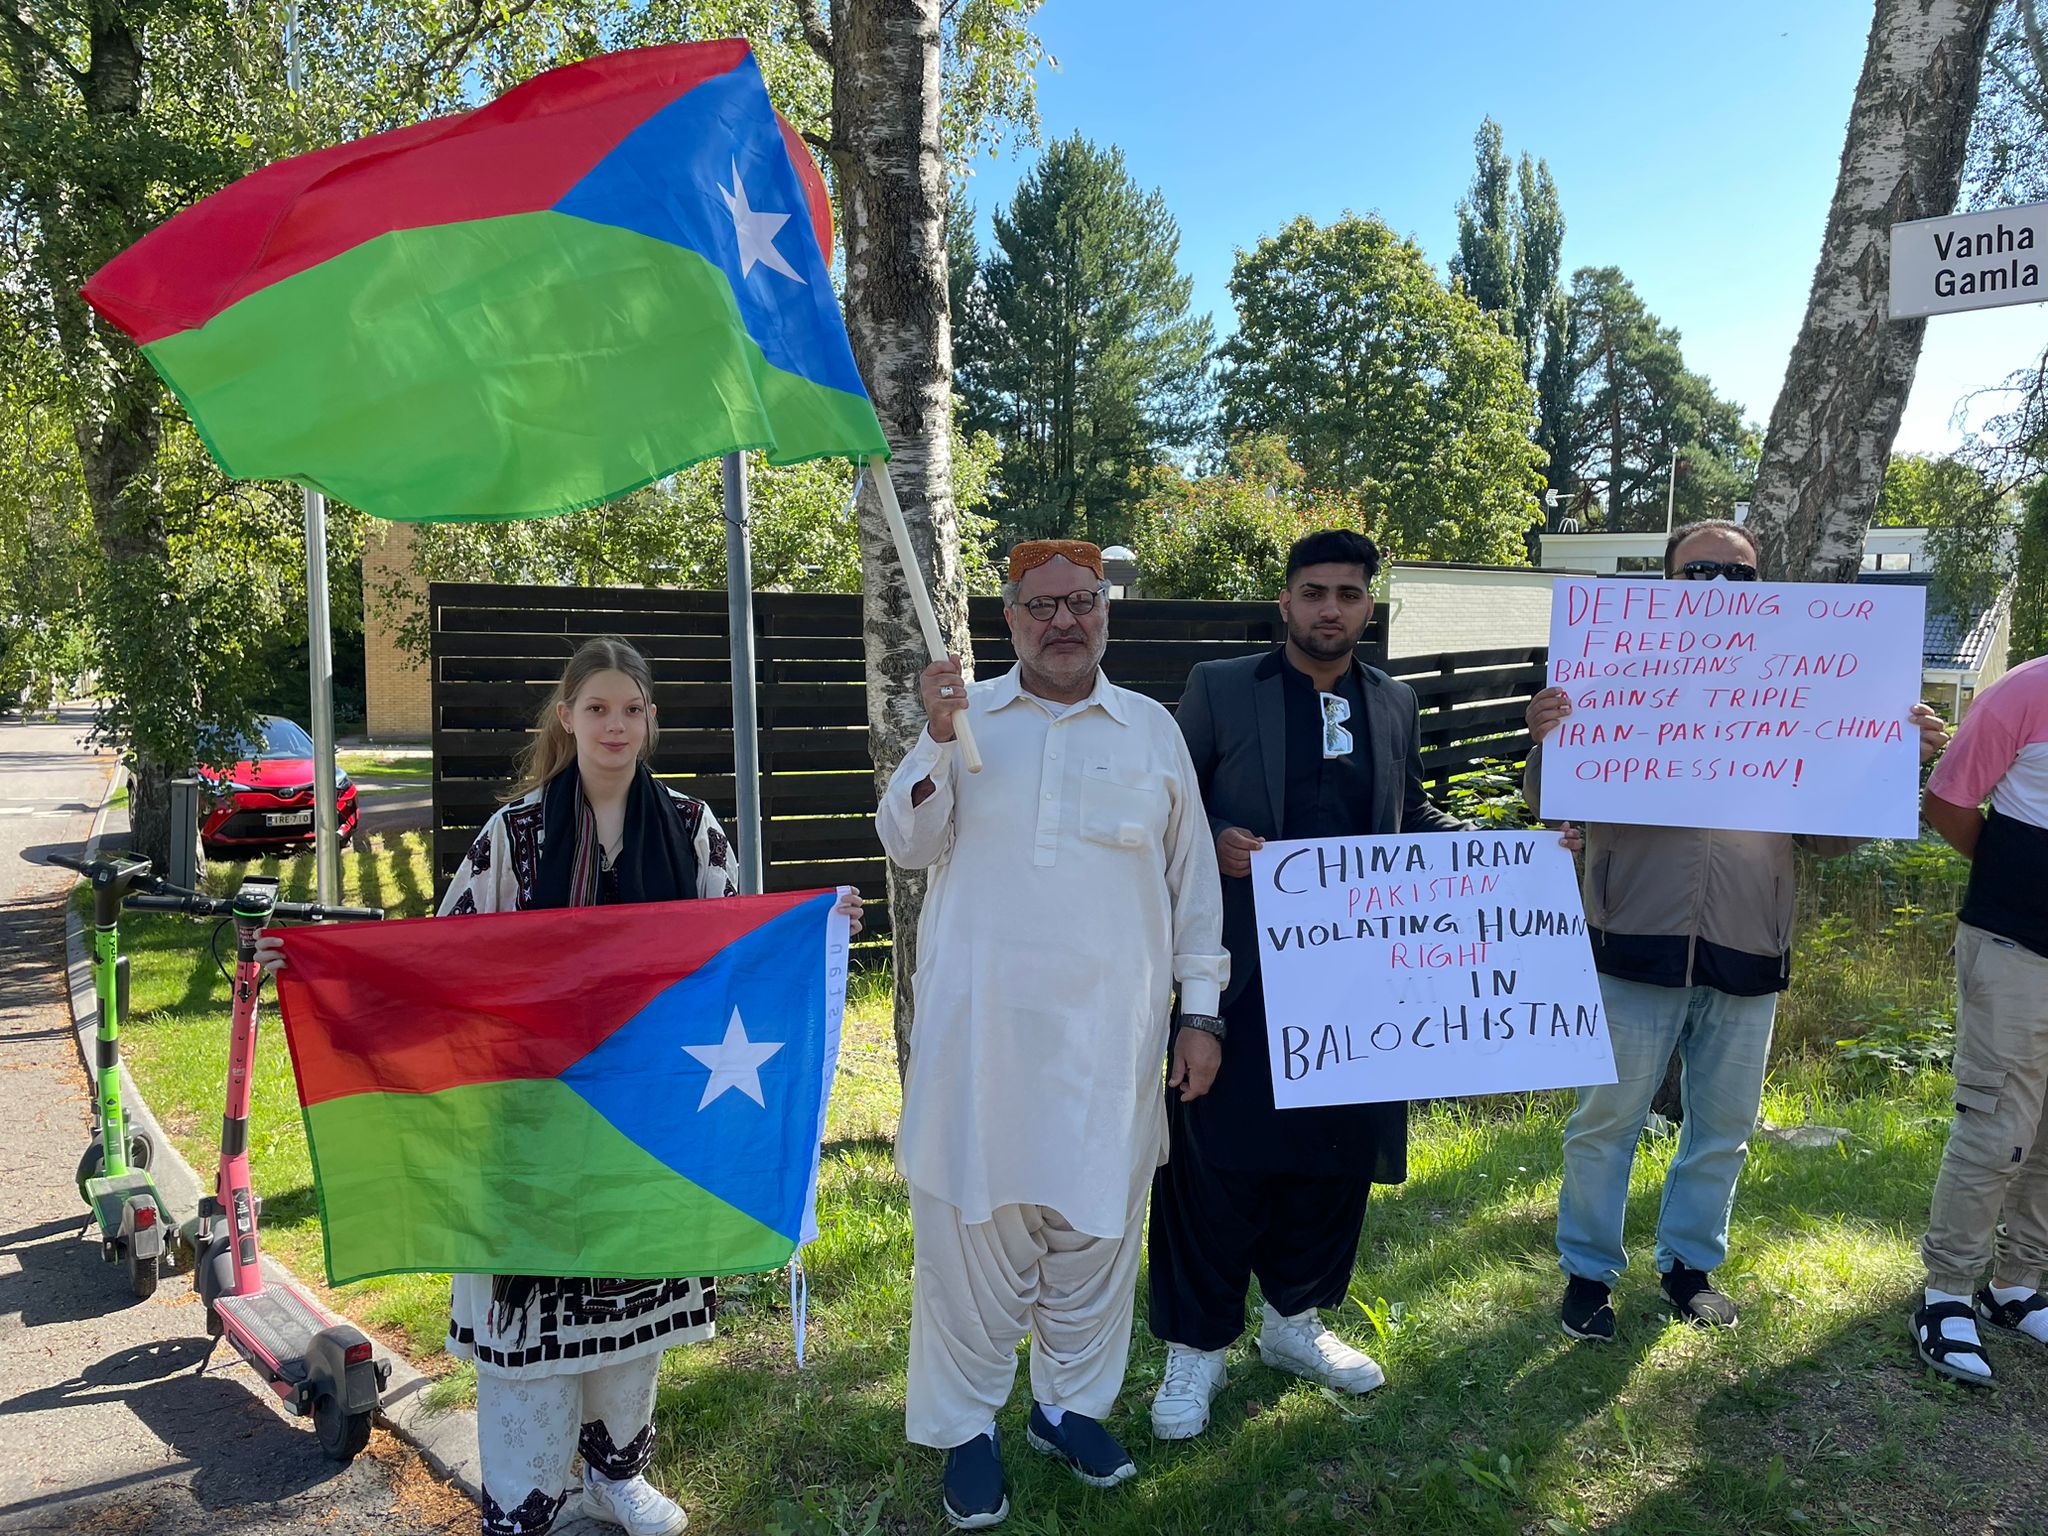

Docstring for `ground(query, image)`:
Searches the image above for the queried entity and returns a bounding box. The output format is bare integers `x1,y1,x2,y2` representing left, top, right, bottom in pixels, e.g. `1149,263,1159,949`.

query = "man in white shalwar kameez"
877,540,1228,1530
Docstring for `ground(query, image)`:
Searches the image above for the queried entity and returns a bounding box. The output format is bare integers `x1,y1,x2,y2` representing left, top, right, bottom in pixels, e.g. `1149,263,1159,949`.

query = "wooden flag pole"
867,456,983,774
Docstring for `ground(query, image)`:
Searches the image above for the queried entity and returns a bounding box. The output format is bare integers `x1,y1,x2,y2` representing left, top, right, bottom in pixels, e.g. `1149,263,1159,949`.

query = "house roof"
1856,570,2007,673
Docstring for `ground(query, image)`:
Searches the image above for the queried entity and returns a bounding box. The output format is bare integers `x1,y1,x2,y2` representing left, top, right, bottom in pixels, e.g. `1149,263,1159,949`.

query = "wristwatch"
1179,1012,1226,1041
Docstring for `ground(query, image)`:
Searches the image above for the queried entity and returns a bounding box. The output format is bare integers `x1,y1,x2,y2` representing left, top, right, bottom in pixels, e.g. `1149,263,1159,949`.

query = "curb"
58,778,485,1504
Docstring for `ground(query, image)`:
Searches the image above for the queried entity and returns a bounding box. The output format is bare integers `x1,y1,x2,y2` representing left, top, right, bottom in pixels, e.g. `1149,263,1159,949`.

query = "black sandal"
1976,1287,2048,1348
1912,1300,1995,1386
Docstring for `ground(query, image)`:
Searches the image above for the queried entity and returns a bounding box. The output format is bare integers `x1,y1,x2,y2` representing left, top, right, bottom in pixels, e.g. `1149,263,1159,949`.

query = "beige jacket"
1525,743,1859,990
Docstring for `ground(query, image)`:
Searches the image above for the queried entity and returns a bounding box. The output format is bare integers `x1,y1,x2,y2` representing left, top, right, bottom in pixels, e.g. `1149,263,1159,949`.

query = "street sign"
1889,200,2047,320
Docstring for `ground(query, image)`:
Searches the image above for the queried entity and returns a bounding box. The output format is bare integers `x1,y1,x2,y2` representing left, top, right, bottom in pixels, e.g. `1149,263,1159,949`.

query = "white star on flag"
684,1008,785,1110
719,161,806,285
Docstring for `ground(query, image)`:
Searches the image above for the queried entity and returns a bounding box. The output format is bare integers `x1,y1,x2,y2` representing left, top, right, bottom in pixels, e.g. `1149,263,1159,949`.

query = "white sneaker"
1150,1345,1228,1440
582,1467,688,1536
1256,1304,1385,1394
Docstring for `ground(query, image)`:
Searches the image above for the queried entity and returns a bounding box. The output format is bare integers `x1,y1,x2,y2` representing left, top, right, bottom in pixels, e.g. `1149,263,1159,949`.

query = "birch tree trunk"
818,0,975,1078
1745,0,1997,581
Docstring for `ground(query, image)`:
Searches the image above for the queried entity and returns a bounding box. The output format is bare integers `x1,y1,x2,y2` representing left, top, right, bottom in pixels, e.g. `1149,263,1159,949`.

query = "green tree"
956,134,1212,545
1449,118,1566,395
1877,453,2020,623
1964,0,2048,208
1549,266,1757,531
1451,119,1517,320
1129,435,1368,600
1218,213,1544,564
0,344,96,714
374,425,1005,659
1,0,1044,868
2010,477,2048,665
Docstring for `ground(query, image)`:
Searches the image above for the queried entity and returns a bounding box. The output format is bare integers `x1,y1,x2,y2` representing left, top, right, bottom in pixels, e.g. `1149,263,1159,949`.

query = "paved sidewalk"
0,709,471,1535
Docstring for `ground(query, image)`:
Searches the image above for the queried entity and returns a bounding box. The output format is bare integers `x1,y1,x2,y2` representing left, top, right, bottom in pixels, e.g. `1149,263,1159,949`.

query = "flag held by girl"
275,889,851,1286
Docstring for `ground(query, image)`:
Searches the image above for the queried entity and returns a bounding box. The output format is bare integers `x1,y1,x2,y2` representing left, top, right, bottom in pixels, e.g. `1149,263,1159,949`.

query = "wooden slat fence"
429,583,1542,931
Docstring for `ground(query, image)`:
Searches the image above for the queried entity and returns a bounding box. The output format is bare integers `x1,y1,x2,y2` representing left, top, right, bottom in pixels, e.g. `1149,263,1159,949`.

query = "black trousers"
1147,1129,1374,1353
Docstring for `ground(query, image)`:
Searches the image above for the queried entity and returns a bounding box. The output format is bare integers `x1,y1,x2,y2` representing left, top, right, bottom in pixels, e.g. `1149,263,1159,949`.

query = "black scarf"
532,758,699,910
495,758,699,1333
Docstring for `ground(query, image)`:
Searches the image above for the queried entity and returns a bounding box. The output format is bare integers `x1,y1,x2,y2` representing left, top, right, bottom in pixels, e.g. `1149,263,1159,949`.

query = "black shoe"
1025,1403,1137,1488
1974,1286,2048,1347
942,1430,1008,1529
1662,1263,1738,1327
1561,1275,1616,1342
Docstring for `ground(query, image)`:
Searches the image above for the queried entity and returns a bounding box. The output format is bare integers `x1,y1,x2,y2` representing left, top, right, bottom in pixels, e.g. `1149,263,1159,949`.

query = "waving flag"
82,42,886,522
275,891,849,1285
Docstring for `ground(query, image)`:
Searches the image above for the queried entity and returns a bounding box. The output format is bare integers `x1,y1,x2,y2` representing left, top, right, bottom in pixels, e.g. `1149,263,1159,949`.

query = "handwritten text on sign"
1250,832,1613,1108
1536,578,1925,838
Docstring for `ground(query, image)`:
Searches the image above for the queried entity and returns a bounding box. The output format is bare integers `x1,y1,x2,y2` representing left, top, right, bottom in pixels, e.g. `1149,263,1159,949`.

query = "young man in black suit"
1147,529,1507,1439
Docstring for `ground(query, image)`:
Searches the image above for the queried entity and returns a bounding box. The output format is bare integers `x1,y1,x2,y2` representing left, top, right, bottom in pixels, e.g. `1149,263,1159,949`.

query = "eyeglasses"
1678,559,1759,582
1018,586,1109,622
1319,692,1353,758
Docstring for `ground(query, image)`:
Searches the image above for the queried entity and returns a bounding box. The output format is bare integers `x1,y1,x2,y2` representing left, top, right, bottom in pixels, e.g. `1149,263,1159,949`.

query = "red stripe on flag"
83,41,755,345
275,889,822,1106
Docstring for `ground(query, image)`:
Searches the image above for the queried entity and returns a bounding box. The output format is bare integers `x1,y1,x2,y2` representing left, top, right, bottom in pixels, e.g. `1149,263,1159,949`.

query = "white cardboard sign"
1250,832,1613,1108
1536,578,1925,838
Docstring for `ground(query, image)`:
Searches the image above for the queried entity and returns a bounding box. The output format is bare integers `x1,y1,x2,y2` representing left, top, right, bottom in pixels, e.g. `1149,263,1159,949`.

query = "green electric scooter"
49,849,171,1299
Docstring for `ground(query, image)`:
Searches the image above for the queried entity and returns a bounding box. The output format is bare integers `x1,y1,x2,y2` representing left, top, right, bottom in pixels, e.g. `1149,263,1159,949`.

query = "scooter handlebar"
47,850,164,888
121,892,383,923
270,902,385,923
122,893,226,916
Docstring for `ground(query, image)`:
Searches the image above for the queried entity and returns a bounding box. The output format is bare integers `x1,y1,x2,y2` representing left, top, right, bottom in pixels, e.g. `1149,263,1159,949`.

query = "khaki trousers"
1923,923,2048,1293
905,1166,1149,1450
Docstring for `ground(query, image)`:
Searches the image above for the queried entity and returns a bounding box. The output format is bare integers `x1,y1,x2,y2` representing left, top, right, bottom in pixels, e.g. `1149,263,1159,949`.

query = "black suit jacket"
1177,647,1465,1008
1171,646,1465,1177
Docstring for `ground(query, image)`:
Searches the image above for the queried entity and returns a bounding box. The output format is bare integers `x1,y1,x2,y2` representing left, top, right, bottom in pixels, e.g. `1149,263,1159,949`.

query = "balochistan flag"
274,890,850,1286
81,41,886,523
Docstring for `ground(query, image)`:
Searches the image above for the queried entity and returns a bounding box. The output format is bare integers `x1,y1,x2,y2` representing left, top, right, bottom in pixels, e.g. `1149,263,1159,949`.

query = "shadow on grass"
1589,1295,2048,1536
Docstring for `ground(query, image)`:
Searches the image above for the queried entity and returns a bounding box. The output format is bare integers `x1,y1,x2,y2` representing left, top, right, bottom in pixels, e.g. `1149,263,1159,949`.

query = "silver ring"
939,686,955,697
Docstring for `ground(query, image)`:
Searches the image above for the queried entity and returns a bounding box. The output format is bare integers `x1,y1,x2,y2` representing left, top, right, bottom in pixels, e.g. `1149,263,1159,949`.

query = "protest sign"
1250,832,1612,1109
1536,578,1926,837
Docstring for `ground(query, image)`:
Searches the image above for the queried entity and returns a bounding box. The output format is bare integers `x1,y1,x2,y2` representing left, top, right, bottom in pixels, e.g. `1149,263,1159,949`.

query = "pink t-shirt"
1927,654,2048,830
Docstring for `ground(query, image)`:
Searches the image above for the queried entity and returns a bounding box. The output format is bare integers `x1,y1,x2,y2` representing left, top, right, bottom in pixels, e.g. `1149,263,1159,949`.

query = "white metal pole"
867,458,982,773
724,452,765,894
1665,449,1679,536
286,3,340,903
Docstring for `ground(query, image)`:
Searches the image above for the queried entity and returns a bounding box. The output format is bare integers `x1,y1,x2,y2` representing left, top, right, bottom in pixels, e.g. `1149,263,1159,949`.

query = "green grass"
337,751,433,785
113,831,452,1356
109,843,2048,1535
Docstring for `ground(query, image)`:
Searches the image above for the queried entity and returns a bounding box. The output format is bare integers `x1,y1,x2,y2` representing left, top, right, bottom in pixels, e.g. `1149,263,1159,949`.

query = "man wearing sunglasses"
1145,529,1582,1440
1527,518,1949,1346
878,539,1228,1527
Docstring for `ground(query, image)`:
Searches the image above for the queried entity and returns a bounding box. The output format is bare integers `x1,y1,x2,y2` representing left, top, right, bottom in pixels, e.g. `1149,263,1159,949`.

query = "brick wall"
361,521,431,739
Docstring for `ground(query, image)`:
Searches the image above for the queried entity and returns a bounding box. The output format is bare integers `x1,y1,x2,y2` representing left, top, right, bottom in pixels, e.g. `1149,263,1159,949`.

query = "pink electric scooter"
131,872,391,1461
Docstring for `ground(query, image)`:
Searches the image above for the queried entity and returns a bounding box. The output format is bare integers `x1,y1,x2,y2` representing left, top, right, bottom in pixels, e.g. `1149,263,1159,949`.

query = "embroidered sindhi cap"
1007,539,1104,582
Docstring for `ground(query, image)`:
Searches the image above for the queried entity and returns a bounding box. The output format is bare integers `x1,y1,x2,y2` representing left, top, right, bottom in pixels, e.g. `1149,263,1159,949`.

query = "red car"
199,716,360,857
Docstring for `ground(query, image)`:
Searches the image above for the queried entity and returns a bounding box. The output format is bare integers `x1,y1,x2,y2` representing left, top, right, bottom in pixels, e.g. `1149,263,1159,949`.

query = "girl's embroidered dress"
437,782,738,1376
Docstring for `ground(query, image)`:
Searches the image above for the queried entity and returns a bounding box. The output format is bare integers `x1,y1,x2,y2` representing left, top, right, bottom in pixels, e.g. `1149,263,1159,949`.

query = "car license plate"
264,811,313,828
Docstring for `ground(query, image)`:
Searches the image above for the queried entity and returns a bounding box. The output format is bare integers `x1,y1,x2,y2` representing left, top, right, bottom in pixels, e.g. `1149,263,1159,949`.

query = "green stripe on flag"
144,210,886,522
306,1078,792,1284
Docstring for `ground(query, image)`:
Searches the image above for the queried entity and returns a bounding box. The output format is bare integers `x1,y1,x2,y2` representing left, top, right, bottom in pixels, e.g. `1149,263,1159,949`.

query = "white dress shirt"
877,664,1228,1238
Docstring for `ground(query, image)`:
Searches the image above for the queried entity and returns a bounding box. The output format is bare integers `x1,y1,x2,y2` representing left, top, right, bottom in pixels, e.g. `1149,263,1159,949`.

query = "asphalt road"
0,708,471,1536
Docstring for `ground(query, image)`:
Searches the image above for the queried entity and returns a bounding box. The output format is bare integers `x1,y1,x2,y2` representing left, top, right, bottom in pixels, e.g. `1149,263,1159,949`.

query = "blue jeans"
1556,973,1779,1286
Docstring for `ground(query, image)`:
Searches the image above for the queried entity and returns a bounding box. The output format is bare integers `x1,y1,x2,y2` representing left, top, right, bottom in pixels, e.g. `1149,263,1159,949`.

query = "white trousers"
905,1165,1149,1449
476,1353,662,1535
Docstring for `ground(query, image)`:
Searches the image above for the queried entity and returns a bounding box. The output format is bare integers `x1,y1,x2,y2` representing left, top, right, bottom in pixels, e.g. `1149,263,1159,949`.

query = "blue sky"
958,0,2048,457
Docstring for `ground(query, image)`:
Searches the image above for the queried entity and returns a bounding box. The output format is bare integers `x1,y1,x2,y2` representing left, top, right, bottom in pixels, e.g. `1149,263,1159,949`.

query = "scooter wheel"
128,1243,158,1300
126,1132,153,1171
313,1391,372,1462
76,1143,102,1201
